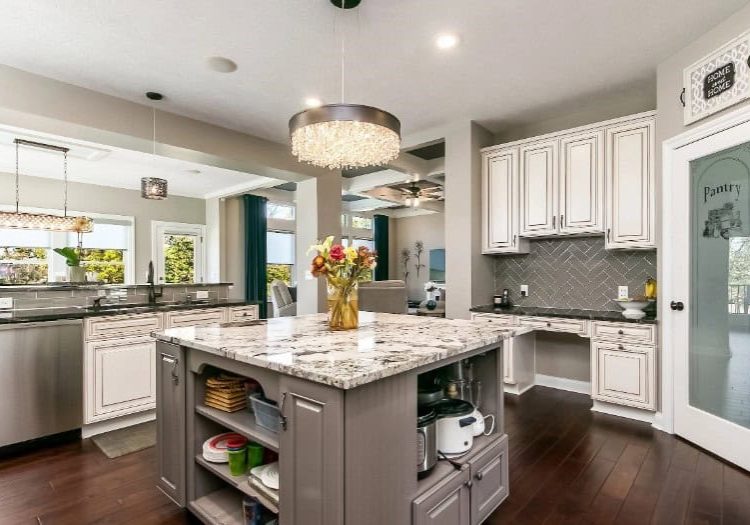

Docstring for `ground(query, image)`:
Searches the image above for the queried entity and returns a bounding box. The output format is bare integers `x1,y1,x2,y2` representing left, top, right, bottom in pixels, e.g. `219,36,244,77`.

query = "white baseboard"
504,382,535,396
534,374,591,395
81,410,156,439
591,400,655,424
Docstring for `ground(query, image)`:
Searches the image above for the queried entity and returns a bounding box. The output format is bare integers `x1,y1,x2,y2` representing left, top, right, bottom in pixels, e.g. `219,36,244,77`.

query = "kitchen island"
153,312,529,525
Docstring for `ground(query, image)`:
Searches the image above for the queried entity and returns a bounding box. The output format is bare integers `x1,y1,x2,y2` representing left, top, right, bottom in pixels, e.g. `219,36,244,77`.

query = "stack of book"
204,374,247,412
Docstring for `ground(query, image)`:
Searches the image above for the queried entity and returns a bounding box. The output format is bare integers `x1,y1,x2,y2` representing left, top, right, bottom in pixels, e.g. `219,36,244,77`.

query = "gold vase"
327,283,359,330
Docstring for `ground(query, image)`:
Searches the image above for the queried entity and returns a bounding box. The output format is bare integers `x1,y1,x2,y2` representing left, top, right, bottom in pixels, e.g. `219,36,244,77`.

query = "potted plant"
53,246,86,283
309,236,377,330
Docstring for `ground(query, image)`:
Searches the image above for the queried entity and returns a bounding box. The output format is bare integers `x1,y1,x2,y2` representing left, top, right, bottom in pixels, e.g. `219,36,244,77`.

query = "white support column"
295,172,342,314
444,121,495,319
205,197,223,283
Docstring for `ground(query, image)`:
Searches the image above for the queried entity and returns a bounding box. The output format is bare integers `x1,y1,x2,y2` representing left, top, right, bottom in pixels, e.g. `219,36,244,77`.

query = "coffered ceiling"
0,1,745,147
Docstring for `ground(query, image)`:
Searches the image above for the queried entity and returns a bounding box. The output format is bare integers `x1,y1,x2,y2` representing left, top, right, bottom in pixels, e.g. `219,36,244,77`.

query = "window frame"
151,221,206,284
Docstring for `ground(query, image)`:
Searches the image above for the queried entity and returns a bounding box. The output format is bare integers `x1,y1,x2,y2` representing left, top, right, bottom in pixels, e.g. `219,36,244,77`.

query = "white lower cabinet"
591,341,656,410
85,335,156,422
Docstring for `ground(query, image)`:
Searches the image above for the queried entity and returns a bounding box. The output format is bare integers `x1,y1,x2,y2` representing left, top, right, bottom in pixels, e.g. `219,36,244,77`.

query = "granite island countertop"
153,312,530,390
470,305,657,324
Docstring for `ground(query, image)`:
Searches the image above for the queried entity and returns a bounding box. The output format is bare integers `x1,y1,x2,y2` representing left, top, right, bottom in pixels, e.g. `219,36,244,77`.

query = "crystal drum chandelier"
141,177,168,200
0,139,93,233
288,0,401,170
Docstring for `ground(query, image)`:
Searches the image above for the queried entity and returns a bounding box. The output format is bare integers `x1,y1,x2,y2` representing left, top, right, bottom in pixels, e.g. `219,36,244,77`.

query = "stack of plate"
204,374,247,412
202,432,245,463
249,462,280,504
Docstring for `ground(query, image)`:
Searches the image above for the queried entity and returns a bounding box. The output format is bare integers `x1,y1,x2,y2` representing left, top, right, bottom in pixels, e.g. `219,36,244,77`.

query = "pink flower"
329,244,345,261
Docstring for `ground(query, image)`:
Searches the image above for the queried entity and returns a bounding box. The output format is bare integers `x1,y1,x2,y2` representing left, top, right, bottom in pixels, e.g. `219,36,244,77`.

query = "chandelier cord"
152,107,156,155
14,140,19,214
63,150,68,217
339,0,346,103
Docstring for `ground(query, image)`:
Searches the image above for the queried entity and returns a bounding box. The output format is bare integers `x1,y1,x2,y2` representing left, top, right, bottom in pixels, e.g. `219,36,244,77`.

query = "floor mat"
91,420,156,459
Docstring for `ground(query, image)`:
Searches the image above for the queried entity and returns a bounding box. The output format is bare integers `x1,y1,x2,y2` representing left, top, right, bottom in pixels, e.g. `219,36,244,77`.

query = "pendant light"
141,93,168,200
288,0,401,170
0,139,93,233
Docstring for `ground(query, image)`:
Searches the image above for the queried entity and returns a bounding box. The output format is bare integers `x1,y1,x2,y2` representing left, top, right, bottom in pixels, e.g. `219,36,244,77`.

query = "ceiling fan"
400,181,444,207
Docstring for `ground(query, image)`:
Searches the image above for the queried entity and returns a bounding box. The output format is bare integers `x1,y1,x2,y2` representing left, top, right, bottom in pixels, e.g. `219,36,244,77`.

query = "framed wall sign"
683,30,750,125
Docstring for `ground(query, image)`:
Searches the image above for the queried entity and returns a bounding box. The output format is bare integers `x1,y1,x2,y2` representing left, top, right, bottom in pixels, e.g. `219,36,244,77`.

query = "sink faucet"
147,261,163,305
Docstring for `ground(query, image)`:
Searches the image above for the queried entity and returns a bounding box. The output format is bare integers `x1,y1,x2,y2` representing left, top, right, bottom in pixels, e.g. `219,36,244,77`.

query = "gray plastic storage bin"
250,395,281,433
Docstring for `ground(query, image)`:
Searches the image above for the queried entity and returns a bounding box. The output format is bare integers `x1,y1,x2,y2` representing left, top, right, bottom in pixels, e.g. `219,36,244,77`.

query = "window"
267,202,295,221
152,222,205,284
351,216,373,229
352,238,375,252
68,220,130,284
0,247,49,284
267,230,295,292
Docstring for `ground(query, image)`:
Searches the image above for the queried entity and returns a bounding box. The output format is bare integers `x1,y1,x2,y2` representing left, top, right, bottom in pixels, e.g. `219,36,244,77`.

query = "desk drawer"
591,321,656,344
518,316,589,336
165,308,226,328
228,305,259,322
471,313,517,326
85,314,163,341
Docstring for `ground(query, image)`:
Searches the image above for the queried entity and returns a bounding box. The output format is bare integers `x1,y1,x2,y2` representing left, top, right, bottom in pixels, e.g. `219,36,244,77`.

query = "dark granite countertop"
0,299,256,325
0,282,234,292
470,305,657,324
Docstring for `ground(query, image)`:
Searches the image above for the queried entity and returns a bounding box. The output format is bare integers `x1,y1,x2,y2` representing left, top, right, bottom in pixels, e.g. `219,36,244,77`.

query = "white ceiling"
0,1,745,145
0,127,278,199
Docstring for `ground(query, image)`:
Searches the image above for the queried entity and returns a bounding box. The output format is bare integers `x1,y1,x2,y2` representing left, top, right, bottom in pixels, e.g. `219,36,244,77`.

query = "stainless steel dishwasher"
0,319,83,447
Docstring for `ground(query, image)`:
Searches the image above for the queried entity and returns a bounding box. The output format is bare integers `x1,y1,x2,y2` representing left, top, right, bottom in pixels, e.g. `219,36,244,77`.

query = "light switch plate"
520,284,529,297
196,290,210,300
618,286,629,300
0,297,13,309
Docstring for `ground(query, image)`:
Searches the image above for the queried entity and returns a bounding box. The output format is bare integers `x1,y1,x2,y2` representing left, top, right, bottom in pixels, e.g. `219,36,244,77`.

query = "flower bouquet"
309,236,377,330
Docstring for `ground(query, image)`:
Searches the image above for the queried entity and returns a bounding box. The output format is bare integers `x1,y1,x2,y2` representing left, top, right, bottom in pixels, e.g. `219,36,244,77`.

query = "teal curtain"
373,214,389,281
243,195,268,318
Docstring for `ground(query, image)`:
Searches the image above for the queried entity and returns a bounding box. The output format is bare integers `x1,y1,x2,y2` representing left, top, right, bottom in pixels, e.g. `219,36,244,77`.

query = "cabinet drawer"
85,313,163,341
591,341,656,410
591,321,656,344
85,335,156,422
228,305,259,322
165,308,226,328
469,434,509,525
471,313,517,326
518,316,589,336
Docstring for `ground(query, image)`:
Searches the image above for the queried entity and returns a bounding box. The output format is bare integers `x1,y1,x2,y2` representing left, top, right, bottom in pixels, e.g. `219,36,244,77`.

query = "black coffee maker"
493,288,512,308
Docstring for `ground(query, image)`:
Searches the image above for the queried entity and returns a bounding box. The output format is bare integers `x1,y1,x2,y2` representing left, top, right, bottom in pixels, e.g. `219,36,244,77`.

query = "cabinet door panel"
592,342,656,410
483,149,527,253
156,341,185,506
560,131,604,234
279,377,344,525
605,119,655,248
86,336,156,421
413,469,471,525
520,141,557,236
470,435,509,525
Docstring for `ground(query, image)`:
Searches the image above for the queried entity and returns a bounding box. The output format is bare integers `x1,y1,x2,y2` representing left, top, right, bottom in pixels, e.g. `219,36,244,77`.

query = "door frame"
151,221,206,284
661,103,750,436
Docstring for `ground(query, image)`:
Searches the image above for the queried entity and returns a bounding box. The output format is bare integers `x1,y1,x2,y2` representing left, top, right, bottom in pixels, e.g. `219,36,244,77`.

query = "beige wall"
391,212,444,301
535,333,591,383
0,173,206,282
222,196,246,300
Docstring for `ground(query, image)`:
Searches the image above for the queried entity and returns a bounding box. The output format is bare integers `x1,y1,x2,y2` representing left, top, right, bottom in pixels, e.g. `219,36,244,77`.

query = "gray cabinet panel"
156,341,186,506
470,435,509,525
279,377,344,525
413,468,471,525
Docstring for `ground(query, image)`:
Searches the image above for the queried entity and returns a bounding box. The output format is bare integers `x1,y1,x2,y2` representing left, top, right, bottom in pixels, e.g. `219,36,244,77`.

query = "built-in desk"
470,307,658,416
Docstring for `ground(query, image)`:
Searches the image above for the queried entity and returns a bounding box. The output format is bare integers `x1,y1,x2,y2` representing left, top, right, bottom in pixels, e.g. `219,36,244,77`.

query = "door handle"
670,301,685,311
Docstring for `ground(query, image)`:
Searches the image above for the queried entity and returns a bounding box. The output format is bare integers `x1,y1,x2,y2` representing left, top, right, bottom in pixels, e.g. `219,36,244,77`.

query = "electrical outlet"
196,290,209,300
0,297,13,309
618,286,629,300
520,284,529,297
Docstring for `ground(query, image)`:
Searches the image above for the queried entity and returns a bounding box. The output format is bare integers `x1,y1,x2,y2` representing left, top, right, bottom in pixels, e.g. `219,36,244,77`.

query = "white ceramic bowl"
615,299,651,319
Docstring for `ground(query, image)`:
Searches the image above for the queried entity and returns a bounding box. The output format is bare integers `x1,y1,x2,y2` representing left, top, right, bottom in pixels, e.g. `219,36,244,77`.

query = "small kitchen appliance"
417,405,438,474
493,288,512,308
433,399,476,456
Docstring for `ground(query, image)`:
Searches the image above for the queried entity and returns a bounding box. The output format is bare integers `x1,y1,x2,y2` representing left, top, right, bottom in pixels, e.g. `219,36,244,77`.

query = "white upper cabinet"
519,141,558,237
482,148,529,254
559,131,605,235
605,118,656,249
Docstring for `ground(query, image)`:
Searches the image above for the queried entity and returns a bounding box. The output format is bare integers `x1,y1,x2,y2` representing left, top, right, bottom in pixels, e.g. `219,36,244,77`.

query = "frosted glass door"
689,142,750,430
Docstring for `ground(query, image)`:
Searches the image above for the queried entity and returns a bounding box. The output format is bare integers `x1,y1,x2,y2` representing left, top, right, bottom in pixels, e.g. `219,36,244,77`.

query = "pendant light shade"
141,177,168,200
2,139,93,233
289,104,401,170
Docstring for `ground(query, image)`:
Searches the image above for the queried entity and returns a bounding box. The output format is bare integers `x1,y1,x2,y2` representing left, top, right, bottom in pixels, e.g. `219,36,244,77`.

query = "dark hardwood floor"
1,386,748,524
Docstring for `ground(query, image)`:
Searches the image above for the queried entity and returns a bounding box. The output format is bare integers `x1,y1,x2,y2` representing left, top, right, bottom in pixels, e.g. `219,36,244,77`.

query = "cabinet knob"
465,480,473,488
546,322,551,327
475,472,484,481
618,344,625,350
617,329,624,335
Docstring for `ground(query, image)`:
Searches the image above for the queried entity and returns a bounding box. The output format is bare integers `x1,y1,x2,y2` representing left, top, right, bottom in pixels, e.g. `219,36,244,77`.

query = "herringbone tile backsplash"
494,238,657,311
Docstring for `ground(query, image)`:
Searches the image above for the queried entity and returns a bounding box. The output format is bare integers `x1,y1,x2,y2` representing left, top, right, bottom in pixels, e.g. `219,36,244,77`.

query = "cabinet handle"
607,228,611,242
512,235,516,246
475,471,484,481
161,353,179,384
618,329,624,335
560,214,564,226
552,215,556,228
279,392,288,431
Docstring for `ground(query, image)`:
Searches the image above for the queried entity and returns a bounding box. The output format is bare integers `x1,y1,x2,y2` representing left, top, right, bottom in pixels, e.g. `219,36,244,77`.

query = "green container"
227,447,247,476
247,442,264,469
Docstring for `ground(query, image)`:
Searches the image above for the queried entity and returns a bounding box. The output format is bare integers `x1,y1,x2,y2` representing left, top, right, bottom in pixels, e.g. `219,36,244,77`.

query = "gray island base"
153,312,529,525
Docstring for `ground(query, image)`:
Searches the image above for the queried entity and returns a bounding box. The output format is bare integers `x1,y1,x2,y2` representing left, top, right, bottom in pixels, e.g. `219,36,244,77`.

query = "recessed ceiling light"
435,33,459,50
206,56,238,73
185,169,202,175
304,97,323,108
